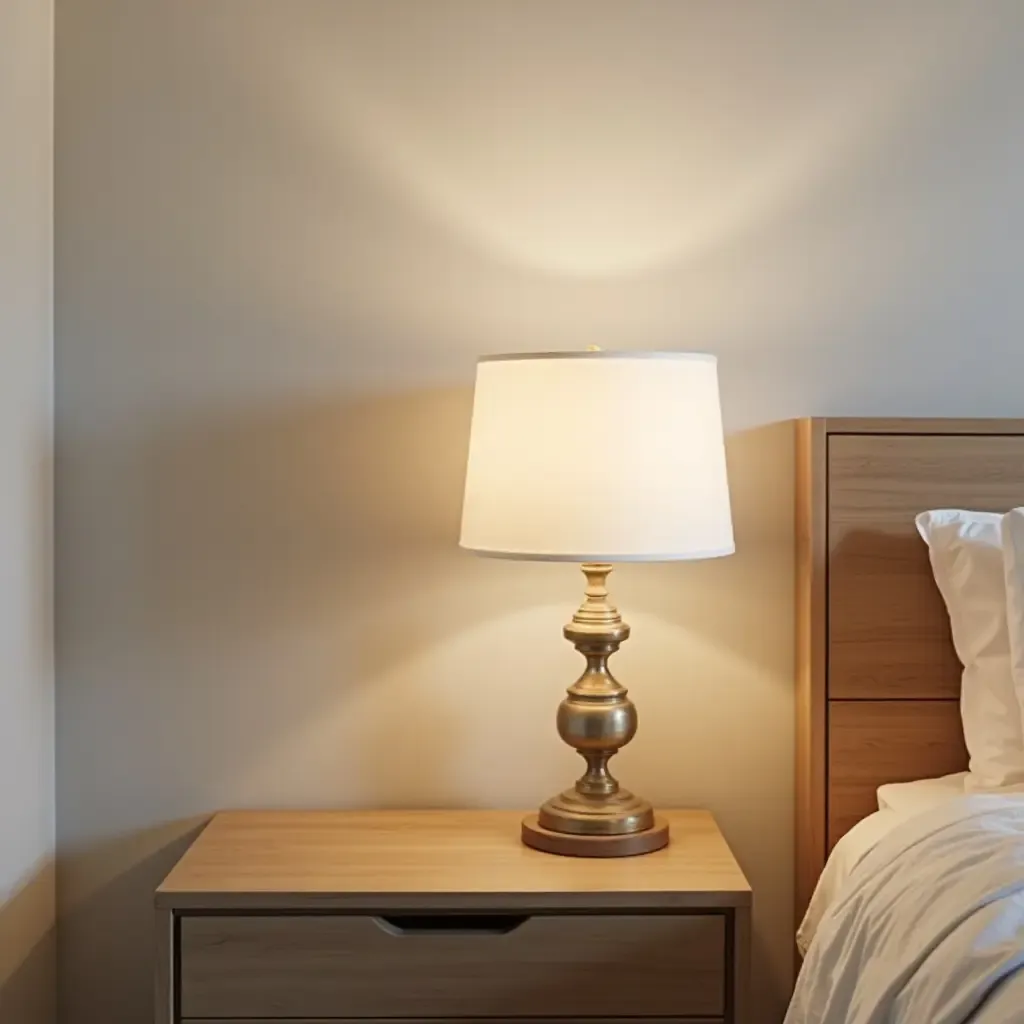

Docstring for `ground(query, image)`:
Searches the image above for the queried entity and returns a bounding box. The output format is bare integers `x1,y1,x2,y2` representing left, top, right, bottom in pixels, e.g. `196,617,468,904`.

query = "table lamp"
460,351,734,857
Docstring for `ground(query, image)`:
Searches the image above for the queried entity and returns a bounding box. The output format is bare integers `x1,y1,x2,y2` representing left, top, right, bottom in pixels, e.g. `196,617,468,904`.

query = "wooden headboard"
795,417,1024,924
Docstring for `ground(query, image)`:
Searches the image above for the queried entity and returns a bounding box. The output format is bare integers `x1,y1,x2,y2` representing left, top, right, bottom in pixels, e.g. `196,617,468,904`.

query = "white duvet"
788,795,1024,1023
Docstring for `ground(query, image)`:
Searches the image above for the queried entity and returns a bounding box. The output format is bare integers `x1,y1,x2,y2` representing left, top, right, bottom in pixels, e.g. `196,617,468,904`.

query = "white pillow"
877,772,967,814
1000,509,1024,749
916,510,1024,788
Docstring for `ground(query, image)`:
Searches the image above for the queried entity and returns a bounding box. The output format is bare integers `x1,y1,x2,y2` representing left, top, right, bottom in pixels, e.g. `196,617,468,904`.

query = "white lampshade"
460,352,734,562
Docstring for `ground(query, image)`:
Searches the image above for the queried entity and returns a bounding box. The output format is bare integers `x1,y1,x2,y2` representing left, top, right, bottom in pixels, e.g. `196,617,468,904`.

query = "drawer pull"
373,914,529,936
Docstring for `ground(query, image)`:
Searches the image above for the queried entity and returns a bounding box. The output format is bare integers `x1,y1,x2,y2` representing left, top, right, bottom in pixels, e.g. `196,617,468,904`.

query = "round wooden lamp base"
521,815,670,858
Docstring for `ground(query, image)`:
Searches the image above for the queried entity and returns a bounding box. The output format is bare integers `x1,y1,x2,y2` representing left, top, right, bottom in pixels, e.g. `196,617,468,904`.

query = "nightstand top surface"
158,809,750,911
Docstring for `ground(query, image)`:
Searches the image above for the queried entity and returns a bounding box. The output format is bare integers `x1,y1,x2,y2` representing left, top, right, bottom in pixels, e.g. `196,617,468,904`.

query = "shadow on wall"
57,379,795,1024
137,386,490,681
0,862,55,1023
58,822,206,1023
125,386,560,803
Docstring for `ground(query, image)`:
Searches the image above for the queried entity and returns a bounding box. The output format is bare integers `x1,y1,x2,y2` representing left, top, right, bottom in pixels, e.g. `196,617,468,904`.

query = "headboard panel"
795,418,1024,925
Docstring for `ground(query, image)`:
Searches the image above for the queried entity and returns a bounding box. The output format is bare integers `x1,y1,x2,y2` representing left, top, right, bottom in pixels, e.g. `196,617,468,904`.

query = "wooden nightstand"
156,809,751,1024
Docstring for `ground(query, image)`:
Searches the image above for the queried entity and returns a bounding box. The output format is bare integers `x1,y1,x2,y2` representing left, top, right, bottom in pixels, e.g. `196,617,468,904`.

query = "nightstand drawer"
180,912,726,1019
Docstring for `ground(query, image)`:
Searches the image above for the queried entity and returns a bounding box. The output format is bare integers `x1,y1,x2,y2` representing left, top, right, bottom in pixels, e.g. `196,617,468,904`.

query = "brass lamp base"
523,563,670,858
522,814,670,857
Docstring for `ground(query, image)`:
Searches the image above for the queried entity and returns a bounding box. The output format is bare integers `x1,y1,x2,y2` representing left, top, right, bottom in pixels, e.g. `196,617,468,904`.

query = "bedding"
799,776,973,955
916,510,1024,789
797,809,901,956
788,795,1024,1024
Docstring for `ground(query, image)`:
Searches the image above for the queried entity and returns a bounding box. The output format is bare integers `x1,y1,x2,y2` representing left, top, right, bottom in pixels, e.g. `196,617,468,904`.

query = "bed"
790,417,1024,1022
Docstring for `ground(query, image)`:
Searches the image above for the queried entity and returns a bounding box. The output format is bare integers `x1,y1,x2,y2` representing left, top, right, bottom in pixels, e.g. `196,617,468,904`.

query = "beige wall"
0,1,55,1021
55,3,1024,1022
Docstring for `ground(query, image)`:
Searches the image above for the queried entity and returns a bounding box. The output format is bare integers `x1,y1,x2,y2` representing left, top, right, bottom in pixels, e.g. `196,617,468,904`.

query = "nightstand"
156,809,751,1024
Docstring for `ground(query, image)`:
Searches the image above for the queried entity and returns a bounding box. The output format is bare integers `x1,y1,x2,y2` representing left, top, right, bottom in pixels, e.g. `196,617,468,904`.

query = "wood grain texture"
794,417,1024,930
829,433,1024,699
824,418,1024,435
180,912,726,1019
182,1019,725,1023
158,809,751,911
794,419,827,926
160,810,751,1024
828,700,967,845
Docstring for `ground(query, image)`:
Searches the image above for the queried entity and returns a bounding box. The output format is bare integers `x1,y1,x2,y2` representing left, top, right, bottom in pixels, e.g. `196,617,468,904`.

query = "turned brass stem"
534,564,655,838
